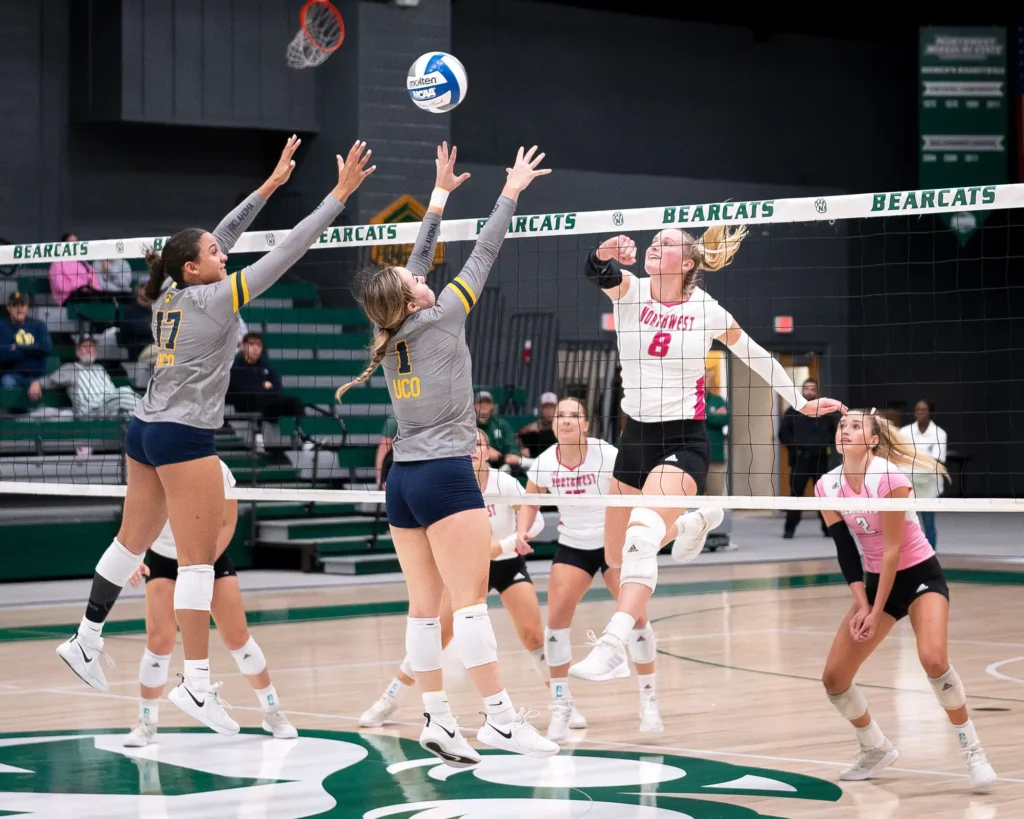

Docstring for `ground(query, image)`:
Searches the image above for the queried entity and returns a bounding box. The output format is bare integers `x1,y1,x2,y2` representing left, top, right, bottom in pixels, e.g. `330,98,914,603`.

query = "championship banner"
368,194,445,270
919,27,1008,244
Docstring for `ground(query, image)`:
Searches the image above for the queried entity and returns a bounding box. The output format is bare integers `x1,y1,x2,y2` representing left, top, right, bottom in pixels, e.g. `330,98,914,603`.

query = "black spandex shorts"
612,417,710,493
865,556,949,621
145,550,237,583
552,544,608,578
488,556,532,594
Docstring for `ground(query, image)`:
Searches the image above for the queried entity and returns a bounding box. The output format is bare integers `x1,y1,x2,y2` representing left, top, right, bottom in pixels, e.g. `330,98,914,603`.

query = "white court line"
985,657,1024,684
779,627,1024,650
12,680,1024,785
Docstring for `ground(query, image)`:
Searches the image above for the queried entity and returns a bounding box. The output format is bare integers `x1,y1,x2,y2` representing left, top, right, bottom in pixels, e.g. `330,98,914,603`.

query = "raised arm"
406,142,470,279
201,141,375,323
584,235,636,301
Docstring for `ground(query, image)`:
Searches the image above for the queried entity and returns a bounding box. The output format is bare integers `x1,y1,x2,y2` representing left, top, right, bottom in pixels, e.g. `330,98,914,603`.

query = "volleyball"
406,52,467,113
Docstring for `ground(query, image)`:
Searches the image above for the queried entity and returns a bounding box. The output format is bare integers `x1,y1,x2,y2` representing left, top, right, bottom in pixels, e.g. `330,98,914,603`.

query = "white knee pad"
620,508,666,591
399,655,415,679
229,636,267,676
453,603,498,669
628,623,657,664
97,538,145,586
173,564,214,611
827,683,869,721
929,666,966,710
545,627,573,667
139,648,171,688
406,617,443,673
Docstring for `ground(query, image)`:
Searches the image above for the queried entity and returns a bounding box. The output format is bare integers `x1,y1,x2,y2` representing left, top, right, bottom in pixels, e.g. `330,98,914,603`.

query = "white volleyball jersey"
149,460,237,560
613,277,734,422
527,438,617,550
484,468,527,562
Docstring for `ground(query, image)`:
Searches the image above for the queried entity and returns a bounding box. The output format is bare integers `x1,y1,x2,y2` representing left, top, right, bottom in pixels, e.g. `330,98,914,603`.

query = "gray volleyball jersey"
385,195,516,462
135,192,345,429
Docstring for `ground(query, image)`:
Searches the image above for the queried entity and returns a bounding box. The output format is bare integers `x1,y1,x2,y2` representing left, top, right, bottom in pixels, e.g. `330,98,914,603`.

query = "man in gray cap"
518,391,559,458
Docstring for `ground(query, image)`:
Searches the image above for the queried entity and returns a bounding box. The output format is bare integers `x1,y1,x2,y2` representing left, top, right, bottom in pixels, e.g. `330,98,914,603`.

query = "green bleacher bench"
262,281,319,305
67,302,120,323
45,356,61,374
290,386,390,406
273,360,368,377
336,447,376,468
0,419,122,450
53,345,77,362
241,306,369,328
16,277,51,295
261,332,370,351
279,416,388,438
0,391,72,411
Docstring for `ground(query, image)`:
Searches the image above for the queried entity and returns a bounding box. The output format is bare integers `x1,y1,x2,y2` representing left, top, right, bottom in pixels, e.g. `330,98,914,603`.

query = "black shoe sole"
421,741,480,769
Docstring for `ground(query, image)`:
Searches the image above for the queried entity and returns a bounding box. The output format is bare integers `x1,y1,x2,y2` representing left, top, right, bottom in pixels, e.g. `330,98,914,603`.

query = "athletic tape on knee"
928,666,967,710
453,603,498,669
628,623,657,664
138,648,171,689
620,508,667,591
827,683,869,721
96,538,145,587
173,564,214,612
545,627,573,667
406,617,443,673
230,636,267,677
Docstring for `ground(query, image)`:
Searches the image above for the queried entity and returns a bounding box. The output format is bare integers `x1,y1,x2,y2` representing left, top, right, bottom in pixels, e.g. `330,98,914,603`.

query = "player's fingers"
529,150,546,168
450,145,457,163
532,168,552,176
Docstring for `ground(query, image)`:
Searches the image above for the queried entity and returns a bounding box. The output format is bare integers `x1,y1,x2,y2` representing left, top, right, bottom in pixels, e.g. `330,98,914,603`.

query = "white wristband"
498,532,518,558
429,187,449,209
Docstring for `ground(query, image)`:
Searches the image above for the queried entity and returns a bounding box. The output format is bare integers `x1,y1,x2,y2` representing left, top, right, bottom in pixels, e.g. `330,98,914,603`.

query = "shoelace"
583,630,602,648
207,681,234,710
967,746,990,766
83,637,115,668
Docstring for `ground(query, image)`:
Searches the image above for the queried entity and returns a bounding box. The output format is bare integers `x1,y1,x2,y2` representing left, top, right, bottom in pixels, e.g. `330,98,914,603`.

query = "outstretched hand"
333,140,376,202
259,135,302,197
504,145,550,195
435,141,470,192
800,398,847,417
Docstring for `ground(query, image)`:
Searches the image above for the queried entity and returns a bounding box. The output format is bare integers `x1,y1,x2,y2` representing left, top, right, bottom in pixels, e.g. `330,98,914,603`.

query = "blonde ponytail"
863,410,950,483
335,327,394,403
696,224,748,273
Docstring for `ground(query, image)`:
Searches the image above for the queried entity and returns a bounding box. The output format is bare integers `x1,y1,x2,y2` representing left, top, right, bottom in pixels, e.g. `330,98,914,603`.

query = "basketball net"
286,0,344,69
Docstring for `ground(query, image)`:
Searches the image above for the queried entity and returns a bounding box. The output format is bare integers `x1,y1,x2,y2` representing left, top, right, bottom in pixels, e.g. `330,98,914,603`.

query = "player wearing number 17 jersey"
570,225,848,686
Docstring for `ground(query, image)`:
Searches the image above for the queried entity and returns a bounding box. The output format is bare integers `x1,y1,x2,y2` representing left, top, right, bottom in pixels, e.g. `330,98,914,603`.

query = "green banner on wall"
919,27,1008,244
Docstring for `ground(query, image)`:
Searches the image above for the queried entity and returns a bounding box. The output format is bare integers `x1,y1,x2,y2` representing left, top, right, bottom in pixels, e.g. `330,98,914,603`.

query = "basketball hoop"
286,0,344,69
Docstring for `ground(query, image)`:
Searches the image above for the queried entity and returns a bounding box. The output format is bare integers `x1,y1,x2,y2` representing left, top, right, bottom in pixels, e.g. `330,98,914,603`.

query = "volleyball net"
1,181,1024,520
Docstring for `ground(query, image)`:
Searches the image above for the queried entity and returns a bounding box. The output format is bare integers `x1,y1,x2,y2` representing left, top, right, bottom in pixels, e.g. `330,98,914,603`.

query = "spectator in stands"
48,233,102,306
227,332,306,451
705,367,730,495
117,283,156,359
0,291,52,390
28,336,140,418
474,389,523,470
93,250,134,295
900,399,948,548
517,391,558,457
778,377,836,538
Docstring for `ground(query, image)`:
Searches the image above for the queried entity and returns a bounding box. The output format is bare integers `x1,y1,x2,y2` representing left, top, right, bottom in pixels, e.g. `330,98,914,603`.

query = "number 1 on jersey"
395,340,412,375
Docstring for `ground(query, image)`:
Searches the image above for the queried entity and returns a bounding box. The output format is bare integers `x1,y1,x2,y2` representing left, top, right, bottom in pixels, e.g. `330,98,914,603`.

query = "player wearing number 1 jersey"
336,144,557,767
816,410,996,789
570,225,847,684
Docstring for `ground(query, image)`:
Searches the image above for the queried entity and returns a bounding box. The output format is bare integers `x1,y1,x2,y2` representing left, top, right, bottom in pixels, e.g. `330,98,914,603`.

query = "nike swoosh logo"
490,722,513,740
183,685,205,708
78,644,93,664
438,723,457,738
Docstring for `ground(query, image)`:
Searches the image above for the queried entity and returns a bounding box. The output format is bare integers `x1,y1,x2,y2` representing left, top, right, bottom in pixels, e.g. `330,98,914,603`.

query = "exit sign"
774,315,794,333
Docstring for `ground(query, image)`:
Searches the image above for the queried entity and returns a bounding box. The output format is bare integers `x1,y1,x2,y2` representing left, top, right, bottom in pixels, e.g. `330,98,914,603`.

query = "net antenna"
286,0,344,69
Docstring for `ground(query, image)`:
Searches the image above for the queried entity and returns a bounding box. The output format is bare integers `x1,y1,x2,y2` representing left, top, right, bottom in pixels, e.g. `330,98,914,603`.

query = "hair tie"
869,407,877,415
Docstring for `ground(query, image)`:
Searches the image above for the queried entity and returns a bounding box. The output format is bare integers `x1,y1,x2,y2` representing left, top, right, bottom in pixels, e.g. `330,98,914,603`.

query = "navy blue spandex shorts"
385,456,485,528
125,418,217,467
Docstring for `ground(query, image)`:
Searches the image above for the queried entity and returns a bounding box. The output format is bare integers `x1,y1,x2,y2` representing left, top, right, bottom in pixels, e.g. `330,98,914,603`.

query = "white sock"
483,689,516,725
550,677,570,702
184,659,211,693
256,684,280,713
139,698,160,724
605,611,636,644
638,673,657,701
954,719,980,749
78,616,103,646
385,676,410,700
855,719,886,749
422,690,453,721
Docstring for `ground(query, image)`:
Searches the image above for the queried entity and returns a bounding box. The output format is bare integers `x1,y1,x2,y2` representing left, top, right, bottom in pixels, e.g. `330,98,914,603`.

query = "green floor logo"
0,729,840,818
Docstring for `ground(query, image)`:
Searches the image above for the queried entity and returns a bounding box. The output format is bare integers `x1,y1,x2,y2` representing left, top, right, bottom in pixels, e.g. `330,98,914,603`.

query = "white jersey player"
569,227,847,691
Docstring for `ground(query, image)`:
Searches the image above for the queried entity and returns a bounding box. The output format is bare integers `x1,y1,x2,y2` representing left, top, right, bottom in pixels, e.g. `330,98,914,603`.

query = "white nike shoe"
568,704,588,730
638,697,664,733
123,718,157,747
477,709,559,758
56,633,113,692
964,743,997,790
671,507,725,564
419,713,481,769
546,700,572,742
168,677,239,735
359,695,399,728
839,741,899,781
262,710,298,739
568,631,630,682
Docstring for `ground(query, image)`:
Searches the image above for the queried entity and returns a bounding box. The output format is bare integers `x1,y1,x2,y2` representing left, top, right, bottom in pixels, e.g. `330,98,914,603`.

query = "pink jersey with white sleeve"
815,457,935,573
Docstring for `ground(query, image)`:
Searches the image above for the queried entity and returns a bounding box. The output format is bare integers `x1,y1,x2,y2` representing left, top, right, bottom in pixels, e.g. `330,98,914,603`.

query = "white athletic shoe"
568,704,588,730
56,633,113,692
671,507,725,564
477,709,559,758
639,697,664,733
123,718,157,747
546,700,572,742
262,710,298,739
839,741,900,781
168,678,239,735
359,695,399,728
419,713,481,769
965,743,997,790
568,631,630,682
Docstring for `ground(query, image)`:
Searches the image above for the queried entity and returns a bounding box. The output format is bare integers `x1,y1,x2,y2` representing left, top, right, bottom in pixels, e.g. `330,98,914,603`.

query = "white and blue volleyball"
407,52,468,113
